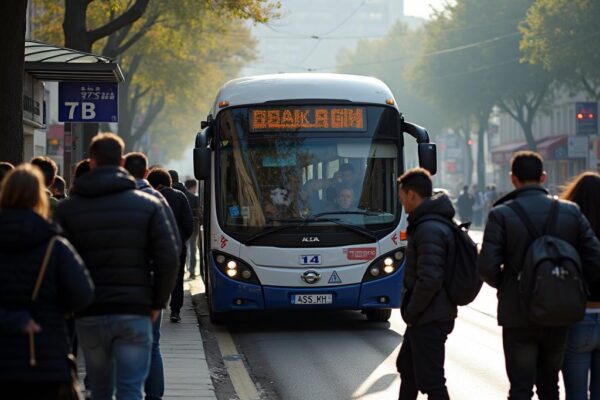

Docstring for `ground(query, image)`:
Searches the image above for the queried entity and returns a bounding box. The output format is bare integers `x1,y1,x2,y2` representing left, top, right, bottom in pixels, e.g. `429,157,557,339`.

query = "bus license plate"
292,294,333,305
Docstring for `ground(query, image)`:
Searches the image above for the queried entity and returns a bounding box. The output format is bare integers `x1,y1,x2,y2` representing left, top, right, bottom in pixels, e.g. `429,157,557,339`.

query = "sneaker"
170,312,181,323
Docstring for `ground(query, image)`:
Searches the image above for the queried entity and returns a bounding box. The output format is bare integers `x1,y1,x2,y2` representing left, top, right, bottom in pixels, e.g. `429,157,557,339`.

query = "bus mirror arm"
403,121,438,176
403,121,429,144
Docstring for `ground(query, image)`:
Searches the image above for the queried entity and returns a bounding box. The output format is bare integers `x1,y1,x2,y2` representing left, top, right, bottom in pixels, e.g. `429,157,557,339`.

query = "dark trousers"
502,325,569,400
397,320,455,400
4,382,65,400
169,248,186,314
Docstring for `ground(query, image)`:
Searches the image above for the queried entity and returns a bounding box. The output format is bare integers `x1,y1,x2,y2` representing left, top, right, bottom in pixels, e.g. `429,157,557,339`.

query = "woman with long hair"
0,164,94,399
561,171,600,400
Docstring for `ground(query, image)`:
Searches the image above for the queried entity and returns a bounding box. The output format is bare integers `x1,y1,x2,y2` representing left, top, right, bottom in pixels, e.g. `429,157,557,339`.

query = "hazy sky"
404,0,449,18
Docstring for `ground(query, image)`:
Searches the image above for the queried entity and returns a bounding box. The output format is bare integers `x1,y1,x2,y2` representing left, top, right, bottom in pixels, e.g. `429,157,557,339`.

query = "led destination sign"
250,107,366,132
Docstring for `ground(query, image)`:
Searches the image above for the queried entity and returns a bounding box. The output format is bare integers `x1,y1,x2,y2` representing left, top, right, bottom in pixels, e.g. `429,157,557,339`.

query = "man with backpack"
478,151,600,400
396,168,476,400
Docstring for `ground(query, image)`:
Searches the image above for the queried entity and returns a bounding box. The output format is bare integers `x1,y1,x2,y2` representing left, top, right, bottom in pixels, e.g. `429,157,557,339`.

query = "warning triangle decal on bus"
328,271,342,284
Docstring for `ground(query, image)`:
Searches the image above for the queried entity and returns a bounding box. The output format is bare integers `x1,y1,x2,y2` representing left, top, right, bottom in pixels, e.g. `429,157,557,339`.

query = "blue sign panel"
58,82,118,122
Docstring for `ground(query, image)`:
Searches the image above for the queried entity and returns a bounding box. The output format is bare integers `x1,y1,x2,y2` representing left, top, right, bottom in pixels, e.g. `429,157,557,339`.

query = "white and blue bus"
193,73,436,323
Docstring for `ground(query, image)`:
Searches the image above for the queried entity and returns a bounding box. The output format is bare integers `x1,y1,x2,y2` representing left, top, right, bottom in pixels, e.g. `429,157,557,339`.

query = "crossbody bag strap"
29,235,59,367
507,201,541,240
544,199,559,236
32,236,59,301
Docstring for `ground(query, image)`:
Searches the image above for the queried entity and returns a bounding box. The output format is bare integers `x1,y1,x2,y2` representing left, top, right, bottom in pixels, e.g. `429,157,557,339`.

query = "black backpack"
414,217,482,306
508,200,586,327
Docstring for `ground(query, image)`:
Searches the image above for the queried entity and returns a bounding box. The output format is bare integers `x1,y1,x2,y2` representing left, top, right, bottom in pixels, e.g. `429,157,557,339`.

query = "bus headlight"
213,252,260,284
363,249,405,282
227,269,238,278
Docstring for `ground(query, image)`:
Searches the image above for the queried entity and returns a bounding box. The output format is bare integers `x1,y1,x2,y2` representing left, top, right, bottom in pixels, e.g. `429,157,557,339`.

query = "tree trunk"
63,0,92,51
0,0,28,164
476,112,489,191
521,120,537,152
460,119,474,187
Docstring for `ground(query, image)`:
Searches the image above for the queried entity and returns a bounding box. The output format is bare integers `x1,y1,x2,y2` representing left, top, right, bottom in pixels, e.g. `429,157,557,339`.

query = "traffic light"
467,139,474,146
575,102,598,135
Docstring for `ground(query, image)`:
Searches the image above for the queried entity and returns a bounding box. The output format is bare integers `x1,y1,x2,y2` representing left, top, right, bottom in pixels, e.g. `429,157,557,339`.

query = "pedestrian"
0,164,94,399
54,133,180,400
396,168,457,400
0,161,14,184
148,168,193,323
168,169,187,194
472,185,484,227
124,152,181,400
50,175,67,200
478,152,600,400
456,185,475,223
30,156,59,213
560,172,600,400
74,158,91,179
184,179,201,279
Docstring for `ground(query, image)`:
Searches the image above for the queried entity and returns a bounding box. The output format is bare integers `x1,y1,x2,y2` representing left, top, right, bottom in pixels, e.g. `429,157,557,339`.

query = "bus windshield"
216,105,402,237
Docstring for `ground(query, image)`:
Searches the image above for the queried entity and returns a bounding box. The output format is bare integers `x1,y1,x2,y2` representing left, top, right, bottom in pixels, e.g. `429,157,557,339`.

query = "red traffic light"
467,139,474,146
577,113,585,120
589,113,595,120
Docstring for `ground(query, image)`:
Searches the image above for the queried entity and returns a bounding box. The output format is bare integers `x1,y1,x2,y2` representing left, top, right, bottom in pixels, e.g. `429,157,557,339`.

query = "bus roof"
211,73,398,116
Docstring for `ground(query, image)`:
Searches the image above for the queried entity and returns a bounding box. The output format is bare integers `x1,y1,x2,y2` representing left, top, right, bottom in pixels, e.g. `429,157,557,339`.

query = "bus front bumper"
209,258,404,313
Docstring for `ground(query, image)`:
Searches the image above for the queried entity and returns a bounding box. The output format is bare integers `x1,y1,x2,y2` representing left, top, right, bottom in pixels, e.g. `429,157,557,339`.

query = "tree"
520,0,600,100
336,23,445,169
0,0,29,164
411,0,554,168
406,4,497,188
34,0,278,153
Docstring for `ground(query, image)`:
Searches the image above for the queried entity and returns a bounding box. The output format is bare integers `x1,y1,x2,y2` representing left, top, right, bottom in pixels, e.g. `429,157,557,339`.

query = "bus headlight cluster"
214,252,260,284
363,250,405,282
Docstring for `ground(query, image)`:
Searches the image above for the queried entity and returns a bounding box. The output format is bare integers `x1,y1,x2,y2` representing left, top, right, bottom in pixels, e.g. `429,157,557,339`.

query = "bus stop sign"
59,82,118,122
575,102,597,135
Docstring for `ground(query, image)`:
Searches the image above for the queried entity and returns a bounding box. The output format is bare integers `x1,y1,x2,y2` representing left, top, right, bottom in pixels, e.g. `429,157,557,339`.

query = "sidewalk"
161,288,216,399
77,286,217,399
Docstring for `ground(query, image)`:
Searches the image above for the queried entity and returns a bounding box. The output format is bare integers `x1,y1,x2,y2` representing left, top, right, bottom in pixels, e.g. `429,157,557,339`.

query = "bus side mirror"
194,148,211,180
418,143,437,176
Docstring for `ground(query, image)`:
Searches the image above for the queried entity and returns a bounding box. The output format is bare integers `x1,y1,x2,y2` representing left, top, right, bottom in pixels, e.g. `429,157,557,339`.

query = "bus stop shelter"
23,40,123,181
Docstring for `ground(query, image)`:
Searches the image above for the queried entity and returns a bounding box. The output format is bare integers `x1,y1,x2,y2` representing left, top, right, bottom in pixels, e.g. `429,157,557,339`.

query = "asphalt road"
215,230,523,399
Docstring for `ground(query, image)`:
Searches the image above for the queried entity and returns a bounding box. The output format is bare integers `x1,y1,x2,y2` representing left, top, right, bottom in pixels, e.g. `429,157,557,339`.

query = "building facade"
490,91,599,193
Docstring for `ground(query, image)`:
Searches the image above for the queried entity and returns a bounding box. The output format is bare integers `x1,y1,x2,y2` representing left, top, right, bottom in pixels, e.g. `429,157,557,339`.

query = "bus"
193,73,436,323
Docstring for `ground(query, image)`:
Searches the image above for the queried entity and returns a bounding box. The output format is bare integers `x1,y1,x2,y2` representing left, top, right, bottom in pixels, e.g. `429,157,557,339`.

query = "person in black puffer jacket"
148,168,193,323
478,152,600,400
54,133,179,400
396,168,457,400
0,164,94,399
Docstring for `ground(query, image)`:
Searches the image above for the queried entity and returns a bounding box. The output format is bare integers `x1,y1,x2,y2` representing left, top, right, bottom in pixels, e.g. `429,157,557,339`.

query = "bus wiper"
306,216,377,241
243,216,377,245
244,223,301,245
312,210,380,218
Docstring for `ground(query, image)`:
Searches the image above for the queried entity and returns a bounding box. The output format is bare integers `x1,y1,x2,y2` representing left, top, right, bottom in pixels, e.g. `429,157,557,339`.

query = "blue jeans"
76,315,153,400
563,313,600,400
144,311,164,400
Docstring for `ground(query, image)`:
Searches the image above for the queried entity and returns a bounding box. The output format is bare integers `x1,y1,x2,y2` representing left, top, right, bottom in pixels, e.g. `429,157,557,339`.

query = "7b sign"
59,83,118,122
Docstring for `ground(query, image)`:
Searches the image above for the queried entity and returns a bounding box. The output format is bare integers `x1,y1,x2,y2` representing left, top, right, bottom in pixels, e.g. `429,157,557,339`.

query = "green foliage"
336,22,444,137
520,0,600,98
407,0,555,152
32,0,280,160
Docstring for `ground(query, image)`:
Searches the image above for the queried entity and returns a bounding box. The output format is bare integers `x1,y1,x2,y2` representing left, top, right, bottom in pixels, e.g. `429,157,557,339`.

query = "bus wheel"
209,308,228,325
365,309,392,322
207,286,227,324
